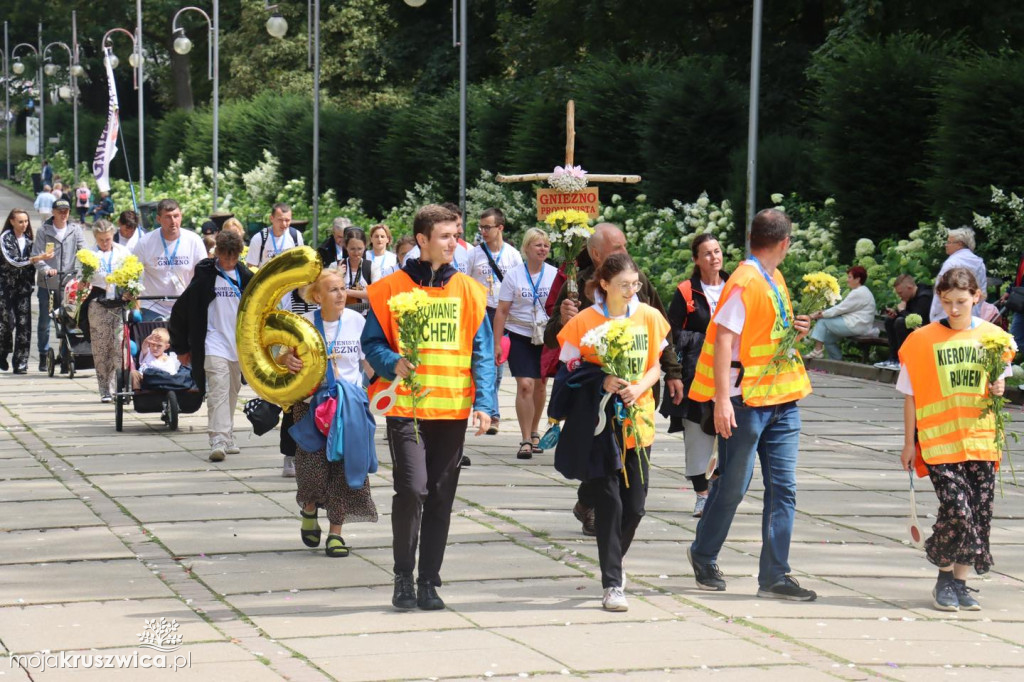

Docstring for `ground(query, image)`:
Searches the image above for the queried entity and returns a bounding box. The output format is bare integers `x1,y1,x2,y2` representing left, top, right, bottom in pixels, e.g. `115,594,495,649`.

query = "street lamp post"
3,21,10,180
11,41,42,162
404,0,468,218
102,27,144,194
744,0,764,253
43,34,84,186
263,1,320,248
172,2,220,212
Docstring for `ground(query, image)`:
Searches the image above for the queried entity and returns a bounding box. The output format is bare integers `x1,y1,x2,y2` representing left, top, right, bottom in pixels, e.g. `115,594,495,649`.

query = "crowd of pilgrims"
0,198,1008,614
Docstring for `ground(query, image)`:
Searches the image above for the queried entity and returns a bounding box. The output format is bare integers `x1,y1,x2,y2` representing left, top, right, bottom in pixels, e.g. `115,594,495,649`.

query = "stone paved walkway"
1,183,1023,681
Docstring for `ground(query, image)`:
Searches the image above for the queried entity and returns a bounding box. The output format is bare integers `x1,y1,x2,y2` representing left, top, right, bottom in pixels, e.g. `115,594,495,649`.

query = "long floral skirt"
925,461,995,574
292,402,378,527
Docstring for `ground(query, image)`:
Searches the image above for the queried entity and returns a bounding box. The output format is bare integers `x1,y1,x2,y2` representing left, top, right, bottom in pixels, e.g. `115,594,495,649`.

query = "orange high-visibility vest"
899,320,1001,475
366,270,486,420
688,262,812,406
557,303,670,449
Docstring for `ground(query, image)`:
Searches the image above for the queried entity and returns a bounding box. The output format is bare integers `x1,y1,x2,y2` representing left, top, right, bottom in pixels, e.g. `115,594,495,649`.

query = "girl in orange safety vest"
897,267,1012,613
557,253,670,613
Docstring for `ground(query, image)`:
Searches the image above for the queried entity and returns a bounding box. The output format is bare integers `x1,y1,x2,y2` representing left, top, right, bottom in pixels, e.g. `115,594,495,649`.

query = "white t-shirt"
90,243,131,297
116,229,141,252
133,229,209,318
204,267,243,361
402,243,470,274
499,262,557,338
140,351,181,375
712,262,756,397
304,310,366,386
468,242,524,309
702,281,725,317
16,235,27,253
246,228,305,309
342,258,369,290
246,228,304,267
369,250,399,282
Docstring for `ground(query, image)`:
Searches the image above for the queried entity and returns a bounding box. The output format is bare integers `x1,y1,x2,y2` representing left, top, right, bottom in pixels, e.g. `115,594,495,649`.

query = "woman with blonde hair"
492,227,558,458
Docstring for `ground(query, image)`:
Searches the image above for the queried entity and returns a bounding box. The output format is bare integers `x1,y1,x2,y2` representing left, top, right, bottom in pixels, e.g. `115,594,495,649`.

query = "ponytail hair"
585,252,639,300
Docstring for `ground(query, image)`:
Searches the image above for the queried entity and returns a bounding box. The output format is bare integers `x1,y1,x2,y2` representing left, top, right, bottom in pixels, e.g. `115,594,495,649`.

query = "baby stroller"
46,280,95,379
113,298,204,432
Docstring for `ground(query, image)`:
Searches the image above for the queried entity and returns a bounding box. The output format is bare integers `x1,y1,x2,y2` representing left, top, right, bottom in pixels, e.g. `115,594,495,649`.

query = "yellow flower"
544,209,591,229
388,289,430,317
76,249,100,270
980,330,1014,353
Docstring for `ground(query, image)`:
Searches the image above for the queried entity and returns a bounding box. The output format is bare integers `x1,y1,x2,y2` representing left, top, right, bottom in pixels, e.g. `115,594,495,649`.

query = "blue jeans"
36,287,53,354
1011,312,1024,359
486,306,503,420
809,316,852,359
690,397,801,588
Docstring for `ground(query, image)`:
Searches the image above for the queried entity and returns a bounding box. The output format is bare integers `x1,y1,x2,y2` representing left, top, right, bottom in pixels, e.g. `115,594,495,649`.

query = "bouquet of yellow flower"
978,329,1019,487
545,209,593,301
71,249,101,320
580,318,650,486
106,255,146,301
760,271,841,384
388,288,432,441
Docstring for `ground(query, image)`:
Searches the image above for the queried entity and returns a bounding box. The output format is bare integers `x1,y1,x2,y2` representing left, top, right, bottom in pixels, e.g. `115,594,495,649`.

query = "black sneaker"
460,454,472,467
0,356,8,371
416,581,445,610
38,358,47,372
392,573,417,610
932,573,959,612
687,546,726,591
757,575,817,601
953,579,980,611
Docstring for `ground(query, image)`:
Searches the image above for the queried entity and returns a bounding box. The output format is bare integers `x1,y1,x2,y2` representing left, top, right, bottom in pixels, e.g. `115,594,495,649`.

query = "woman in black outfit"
0,209,44,373
661,233,729,518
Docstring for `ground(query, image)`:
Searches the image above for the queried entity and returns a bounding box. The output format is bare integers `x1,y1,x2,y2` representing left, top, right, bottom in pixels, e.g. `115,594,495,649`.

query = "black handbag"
244,398,282,436
1005,287,1024,314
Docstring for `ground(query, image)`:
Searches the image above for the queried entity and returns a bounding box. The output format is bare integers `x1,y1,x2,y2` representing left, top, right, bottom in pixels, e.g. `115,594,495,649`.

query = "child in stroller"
131,328,186,390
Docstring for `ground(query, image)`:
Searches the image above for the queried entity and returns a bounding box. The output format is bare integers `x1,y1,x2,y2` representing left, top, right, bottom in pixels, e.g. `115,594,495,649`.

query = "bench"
849,318,888,363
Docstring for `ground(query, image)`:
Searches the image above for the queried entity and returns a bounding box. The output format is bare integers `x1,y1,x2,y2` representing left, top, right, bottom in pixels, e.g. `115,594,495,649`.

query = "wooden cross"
495,100,642,185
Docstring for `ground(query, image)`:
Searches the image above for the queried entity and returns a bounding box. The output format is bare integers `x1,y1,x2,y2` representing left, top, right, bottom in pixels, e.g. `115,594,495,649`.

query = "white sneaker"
209,444,226,462
804,347,824,360
602,586,629,612
226,441,241,455
693,495,708,518
100,394,112,403
282,456,296,478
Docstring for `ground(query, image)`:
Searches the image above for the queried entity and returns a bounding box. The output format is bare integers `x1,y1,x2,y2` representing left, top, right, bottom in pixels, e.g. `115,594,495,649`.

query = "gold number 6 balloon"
237,246,327,409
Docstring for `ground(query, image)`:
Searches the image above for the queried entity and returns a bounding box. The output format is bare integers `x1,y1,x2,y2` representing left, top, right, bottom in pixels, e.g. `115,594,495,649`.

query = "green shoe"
300,509,321,548
325,534,350,558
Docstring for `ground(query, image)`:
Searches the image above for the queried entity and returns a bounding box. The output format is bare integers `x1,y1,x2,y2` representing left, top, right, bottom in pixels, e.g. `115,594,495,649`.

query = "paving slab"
0,560,175,606
88,470,253,497
116,491,291,523
285,628,565,681
0,498,103,530
0,526,134,564
192,551,392,595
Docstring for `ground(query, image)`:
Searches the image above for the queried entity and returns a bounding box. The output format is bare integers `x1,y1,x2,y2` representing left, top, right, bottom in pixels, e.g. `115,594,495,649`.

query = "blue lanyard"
269,229,284,256
601,301,633,319
98,248,115,274
160,234,180,267
524,264,543,306
749,256,789,329
215,266,242,298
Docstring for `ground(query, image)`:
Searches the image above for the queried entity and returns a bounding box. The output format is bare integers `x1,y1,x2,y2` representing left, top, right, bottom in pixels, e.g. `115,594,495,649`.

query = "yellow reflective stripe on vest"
918,415,995,443
420,351,473,369
748,342,777,358
742,376,808,401
394,393,473,411
920,437,997,461
916,393,984,421
413,373,473,390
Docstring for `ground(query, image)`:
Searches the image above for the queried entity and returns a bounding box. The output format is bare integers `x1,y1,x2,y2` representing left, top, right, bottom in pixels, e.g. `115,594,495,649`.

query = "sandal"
517,441,534,460
325,534,350,558
530,431,543,454
300,509,322,548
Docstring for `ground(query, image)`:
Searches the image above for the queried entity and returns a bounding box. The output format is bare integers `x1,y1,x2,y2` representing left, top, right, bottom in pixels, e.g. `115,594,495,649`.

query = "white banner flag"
25,117,40,156
92,52,120,192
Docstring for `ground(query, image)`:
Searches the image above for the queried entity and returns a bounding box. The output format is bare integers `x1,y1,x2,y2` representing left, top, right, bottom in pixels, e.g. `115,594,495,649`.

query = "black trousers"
591,447,650,588
280,408,296,457
388,417,467,586
884,316,910,361
0,290,31,370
